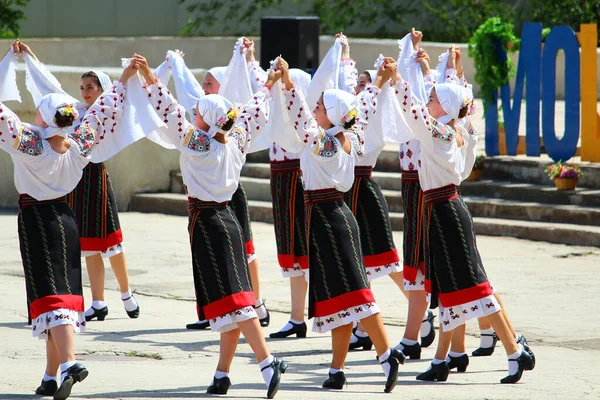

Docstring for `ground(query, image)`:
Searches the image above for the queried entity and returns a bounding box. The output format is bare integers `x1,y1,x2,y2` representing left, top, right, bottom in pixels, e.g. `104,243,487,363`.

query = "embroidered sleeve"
423,72,437,94
80,81,126,142
144,81,194,151
394,77,456,151
234,86,271,154
247,61,268,93
461,117,479,179
274,85,319,154
338,58,358,95
0,102,44,157
182,125,211,153
69,125,96,158
313,131,339,158
443,68,461,86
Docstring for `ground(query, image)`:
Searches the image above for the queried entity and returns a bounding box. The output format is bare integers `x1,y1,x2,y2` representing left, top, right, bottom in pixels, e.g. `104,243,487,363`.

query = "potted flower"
544,161,582,190
466,155,485,181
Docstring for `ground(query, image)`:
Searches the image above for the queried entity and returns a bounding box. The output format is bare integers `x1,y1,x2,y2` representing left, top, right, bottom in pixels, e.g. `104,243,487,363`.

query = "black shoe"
517,334,536,370
322,371,346,390
472,332,498,357
53,363,88,400
500,351,534,384
122,295,140,319
269,321,307,338
383,348,404,393
255,300,270,327
186,320,210,330
263,357,288,399
84,306,108,322
206,376,231,395
416,362,449,382
395,341,421,360
349,334,373,351
35,379,58,396
420,310,436,348
447,354,469,373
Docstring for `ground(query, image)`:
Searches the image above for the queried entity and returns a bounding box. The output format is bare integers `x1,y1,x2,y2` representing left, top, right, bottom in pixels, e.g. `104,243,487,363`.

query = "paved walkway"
0,211,598,399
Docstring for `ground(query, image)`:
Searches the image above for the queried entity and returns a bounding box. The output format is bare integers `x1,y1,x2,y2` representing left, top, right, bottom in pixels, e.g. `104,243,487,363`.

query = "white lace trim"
209,306,258,333
439,294,501,332
81,241,125,258
404,268,426,291
313,302,380,334
281,263,309,281
365,261,402,281
32,308,86,340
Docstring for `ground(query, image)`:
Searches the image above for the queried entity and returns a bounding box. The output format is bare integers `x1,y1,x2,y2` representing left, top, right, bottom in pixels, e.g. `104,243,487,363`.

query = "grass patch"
124,351,163,360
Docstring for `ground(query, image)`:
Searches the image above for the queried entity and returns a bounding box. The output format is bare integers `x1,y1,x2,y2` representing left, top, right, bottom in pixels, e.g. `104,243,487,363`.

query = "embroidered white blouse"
272,85,379,193
0,83,126,200
393,76,477,191
146,81,270,202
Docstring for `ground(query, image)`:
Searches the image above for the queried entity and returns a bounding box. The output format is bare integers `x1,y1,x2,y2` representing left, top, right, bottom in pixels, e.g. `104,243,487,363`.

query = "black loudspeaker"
260,16,320,75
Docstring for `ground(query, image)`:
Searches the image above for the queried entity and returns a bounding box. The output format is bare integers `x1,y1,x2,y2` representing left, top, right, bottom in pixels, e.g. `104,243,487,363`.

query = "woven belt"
354,166,373,178
303,188,343,205
401,170,419,182
423,184,459,205
188,197,228,213
270,159,301,173
18,194,67,211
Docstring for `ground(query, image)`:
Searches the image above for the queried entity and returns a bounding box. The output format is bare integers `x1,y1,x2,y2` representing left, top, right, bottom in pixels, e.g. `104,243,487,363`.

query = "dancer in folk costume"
13,41,145,322
133,54,286,398
391,45,535,384
243,38,312,338
156,46,270,330
270,56,405,392
0,43,152,400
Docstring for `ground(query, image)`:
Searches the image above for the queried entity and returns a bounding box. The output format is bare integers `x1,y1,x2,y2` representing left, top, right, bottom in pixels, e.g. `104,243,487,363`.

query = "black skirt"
230,183,255,256
270,160,308,271
401,170,425,283
67,162,123,252
188,198,255,321
344,166,400,279
18,195,84,322
304,189,375,320
423,185,493,309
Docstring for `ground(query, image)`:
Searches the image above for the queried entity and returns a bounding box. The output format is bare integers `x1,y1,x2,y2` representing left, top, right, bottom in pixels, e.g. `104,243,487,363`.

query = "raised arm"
230,86,271,154
0,102,45,158
338,37,358,94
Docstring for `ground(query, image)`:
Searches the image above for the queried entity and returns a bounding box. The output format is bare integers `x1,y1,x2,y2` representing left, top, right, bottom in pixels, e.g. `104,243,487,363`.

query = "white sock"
355,329,368,338
214,370,229,380
84,300,107,317
43,373,56,382
121,289,139,312
507,344,524,375
447,351,467,362
329,368,342,374
349,333,359,344
259,356,275,387
424,357,446,372
378,349,392,378
278,319,302,332
394,338,417,352
420,310,432,337
479,328,495,348
59,361,77,384
255,298,268,319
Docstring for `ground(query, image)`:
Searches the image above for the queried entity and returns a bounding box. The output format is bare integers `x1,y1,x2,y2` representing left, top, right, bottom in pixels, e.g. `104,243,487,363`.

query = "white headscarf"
89,70,112,92
322,89,358,136
435,83,472,121
37,93,79,139
289,69,311,96
365,70,377,82
197,94,235,137
207,67,227,85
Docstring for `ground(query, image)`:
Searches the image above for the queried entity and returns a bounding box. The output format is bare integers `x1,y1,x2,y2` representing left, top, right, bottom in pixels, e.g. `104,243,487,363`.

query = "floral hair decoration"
341,108,358,124
216,107,239,129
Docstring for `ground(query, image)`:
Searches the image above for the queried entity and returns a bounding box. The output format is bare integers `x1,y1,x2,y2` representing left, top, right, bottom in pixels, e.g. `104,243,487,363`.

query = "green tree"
0,0,29,38
179,0,416,36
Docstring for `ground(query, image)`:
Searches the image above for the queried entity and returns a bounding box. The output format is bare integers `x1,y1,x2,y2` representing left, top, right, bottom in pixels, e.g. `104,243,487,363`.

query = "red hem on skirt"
203,291,256,321
314,289,375,318
277,254,309,270
30,294,85,320
245,240,255,256
80,230,123,252
363,249,399,268
403,261,425,282
438,282,494,308
425,279,432,294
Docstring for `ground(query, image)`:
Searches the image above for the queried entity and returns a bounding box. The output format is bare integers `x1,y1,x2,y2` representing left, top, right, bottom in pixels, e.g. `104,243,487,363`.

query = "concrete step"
129,192,600,247
247,151,600,188
169,172,600,225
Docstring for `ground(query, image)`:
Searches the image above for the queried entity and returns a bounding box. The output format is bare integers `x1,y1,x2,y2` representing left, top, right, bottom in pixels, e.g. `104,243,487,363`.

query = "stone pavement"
0,211,599,399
